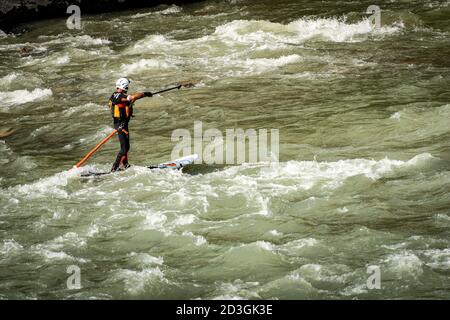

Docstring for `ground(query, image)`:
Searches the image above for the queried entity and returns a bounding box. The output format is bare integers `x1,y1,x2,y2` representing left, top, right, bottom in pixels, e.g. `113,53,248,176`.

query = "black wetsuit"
109,91,133,171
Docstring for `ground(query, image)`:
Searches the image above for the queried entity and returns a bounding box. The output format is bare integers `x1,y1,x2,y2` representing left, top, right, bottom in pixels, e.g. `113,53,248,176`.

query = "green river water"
0,0,450,299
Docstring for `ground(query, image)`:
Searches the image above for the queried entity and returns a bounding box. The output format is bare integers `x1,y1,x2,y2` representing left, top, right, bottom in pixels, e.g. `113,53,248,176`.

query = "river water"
0,0,449,299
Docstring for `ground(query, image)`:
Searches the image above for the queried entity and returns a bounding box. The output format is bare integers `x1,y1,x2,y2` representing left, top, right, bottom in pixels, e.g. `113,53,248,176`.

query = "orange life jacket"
109,91,133,121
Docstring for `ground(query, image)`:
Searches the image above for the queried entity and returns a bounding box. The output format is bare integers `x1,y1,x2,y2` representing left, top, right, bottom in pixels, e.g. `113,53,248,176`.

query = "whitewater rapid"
1,1,449,299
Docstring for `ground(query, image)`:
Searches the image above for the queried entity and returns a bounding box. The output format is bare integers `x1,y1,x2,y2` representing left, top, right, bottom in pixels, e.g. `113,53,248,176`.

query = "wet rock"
0,128,16,138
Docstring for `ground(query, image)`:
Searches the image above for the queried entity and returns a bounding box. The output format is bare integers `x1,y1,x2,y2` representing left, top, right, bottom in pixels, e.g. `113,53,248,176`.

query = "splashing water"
0,1,449,299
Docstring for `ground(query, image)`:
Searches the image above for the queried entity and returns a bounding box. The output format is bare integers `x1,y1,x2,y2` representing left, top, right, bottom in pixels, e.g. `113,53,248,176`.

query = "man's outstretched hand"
144,92,153,97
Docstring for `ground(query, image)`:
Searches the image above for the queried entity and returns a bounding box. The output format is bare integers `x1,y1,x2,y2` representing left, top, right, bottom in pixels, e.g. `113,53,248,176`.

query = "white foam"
128,252,164,266
122,16,402,80
8,198,19,204
381,242,408,250
55,54,70,65
0,88,52,108
436,214,450,222
193,52,302,76
131,4,182,18
158,4,183,15
63,102,105,116
211,280,261,300
63,144,73,150
212,295,245,300
31,124,52,138
203,153,433,210
31,244,86,263
264,153,433,191
423,248,450,270
5,154,433,221
338,207,349,213
182,231,207,246
173,214,196,226
50,232,87,249
0,73,18,85
390,111,401,120
140,211,167,230
288,18,371,42
269,230,283,236
21,52,73,68
341,283,369,296
43,35,111,47
384,251,423,278
281,238,319,251
214,17,400,47
113,267,167,295
130,12,154,19
0,239,23,257
275,272,315,292
131,16,401,58
255,240,275,251
130,34,171,52
87,224,100,237
120,58,173,74
294,263,352,284
241,54,302,75
255,194,271,216
13,168,80,199
38,249,73,261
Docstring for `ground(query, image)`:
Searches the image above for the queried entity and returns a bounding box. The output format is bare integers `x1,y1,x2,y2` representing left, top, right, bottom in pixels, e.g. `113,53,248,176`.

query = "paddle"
73,80,199,169
150,80,199,95
74,129,118,168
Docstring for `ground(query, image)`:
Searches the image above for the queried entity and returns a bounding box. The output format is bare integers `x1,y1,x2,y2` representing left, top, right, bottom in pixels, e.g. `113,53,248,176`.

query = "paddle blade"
177,80,200,88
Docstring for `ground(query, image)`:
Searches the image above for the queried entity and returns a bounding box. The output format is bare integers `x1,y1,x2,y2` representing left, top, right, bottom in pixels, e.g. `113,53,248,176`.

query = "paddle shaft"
74,129,118,168
152,85,182,95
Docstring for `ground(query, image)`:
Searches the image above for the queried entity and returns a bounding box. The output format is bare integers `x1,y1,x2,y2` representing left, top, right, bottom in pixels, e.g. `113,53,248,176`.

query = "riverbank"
0,0,201,32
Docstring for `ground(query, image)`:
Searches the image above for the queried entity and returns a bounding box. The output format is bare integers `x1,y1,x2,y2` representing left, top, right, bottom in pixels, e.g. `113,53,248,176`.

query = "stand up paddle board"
147,154,198,169
81,154,198,178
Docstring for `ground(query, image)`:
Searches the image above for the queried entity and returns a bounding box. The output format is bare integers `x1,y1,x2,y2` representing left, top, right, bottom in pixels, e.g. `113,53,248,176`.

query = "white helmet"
116,77,130,91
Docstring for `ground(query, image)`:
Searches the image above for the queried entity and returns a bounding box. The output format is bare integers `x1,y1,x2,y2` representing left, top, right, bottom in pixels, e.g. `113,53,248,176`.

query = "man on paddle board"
73,79,196,171
109,78,152,172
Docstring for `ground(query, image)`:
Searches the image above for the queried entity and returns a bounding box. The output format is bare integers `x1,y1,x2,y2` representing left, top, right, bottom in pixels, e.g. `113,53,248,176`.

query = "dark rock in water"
20,46,31,54
0,0,201,32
